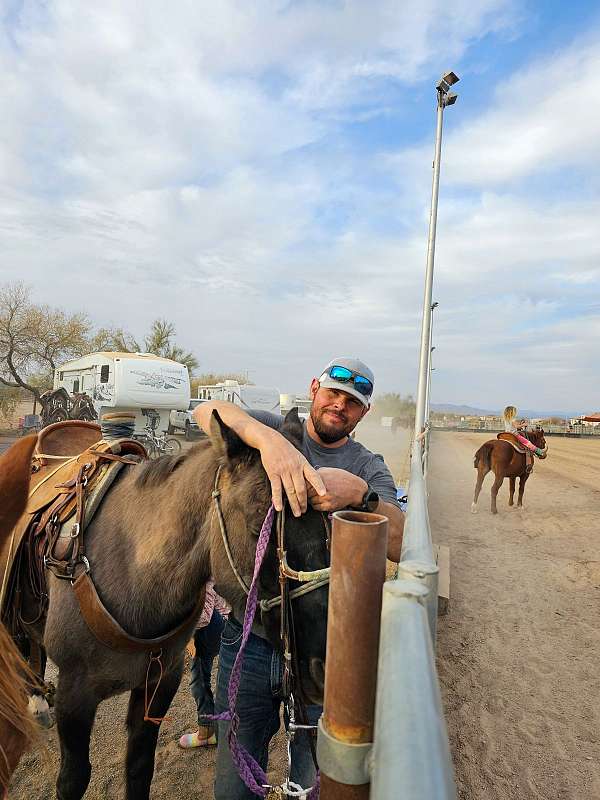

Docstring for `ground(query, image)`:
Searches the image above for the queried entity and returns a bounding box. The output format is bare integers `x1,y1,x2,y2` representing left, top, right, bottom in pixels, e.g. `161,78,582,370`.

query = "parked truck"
168,398,206,439
43,352,190,432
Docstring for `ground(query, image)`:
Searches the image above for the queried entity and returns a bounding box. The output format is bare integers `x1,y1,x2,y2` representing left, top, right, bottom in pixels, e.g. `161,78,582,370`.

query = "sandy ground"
7,425,600,798
429,431,600,800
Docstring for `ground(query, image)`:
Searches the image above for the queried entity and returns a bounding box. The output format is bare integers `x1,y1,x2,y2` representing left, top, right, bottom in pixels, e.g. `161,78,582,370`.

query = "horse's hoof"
491,509,498,515
29,694,54,729
470,502,477,514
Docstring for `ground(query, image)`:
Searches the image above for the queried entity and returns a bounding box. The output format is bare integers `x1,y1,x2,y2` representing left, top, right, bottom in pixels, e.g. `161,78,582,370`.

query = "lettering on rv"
130,370,186,391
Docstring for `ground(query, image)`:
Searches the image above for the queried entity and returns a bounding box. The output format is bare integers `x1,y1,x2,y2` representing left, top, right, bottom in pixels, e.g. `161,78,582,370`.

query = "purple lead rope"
209,503,319,798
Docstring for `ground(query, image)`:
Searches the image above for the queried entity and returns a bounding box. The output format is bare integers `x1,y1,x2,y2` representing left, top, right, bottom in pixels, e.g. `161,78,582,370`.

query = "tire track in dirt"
430,431,600,800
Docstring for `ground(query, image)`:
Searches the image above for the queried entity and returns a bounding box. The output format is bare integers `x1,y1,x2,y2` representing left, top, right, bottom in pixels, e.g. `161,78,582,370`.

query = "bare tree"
88,326,138,353
0,283,89,401
1,285,199,401
89,320,198,374
142,319,198,374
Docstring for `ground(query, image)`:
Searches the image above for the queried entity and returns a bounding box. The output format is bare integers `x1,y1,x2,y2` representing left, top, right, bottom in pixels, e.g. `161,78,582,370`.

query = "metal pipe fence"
371,579,455,800
370,435,456,800
432,422,600,436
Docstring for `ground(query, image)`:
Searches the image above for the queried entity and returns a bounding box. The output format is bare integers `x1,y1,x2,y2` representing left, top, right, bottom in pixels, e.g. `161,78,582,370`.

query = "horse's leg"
517,474,529,507
471,465,489,513
490,473,504,515
508,477,516,506
54,673,99,800
20,636,53,729
125,662,183,800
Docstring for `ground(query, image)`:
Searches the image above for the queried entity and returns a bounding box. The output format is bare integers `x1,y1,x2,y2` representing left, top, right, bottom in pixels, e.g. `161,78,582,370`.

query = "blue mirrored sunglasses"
327,365,373,397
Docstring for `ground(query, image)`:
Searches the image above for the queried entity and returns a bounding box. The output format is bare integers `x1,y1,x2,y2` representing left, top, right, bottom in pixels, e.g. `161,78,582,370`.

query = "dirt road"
8,426,600,798
429,431,600,800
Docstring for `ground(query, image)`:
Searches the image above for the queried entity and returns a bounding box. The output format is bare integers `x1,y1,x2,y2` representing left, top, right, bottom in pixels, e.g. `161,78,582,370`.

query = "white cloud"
1,1,599,410
393,32,600,188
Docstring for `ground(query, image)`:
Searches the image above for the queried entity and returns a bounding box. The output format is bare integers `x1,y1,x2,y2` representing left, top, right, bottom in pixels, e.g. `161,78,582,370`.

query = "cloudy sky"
1,0,599,411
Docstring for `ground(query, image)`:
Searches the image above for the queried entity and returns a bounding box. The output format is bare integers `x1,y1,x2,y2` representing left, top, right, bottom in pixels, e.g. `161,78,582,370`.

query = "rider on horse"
503,405,545,472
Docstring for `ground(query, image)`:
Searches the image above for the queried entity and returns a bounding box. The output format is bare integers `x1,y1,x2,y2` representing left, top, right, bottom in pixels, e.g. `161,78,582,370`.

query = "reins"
211,465,329,798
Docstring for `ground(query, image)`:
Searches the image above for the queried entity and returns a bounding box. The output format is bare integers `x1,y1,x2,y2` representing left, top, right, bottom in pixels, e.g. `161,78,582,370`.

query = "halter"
211,465,331,798
211,465,331,615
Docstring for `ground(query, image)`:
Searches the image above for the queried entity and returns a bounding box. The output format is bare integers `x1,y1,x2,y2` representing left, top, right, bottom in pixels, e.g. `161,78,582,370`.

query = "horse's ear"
281,407,304,449
208,410,251,465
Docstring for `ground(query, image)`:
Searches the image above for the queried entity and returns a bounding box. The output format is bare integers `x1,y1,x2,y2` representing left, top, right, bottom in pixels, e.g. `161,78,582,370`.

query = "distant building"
570,413,600,427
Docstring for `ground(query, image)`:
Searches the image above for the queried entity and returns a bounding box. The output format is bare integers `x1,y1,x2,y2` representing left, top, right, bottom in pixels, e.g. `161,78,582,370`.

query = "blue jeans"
214,616,321,800
190,609,225,723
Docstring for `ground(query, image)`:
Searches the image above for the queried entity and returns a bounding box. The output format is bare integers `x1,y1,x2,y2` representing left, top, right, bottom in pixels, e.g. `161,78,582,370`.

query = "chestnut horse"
471,428,547,515
6,410,330,800
0,436,39,795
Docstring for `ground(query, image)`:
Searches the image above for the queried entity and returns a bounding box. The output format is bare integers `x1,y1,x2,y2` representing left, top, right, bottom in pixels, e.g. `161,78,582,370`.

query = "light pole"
413,72,458,445
425,301,439,427
425,345,436,425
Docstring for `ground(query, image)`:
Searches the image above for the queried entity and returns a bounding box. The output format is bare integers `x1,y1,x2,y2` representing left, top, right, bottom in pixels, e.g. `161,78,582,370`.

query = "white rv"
280,394,312,421
197,381,280,414
53,352,190,432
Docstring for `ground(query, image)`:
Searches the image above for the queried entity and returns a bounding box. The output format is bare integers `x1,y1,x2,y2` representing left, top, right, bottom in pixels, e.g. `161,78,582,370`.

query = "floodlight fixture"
431,301,439,309
442,71,459,87
414,68,460,439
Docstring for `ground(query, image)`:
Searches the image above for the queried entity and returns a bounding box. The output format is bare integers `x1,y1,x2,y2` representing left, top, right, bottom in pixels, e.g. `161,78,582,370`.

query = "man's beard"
311,408,354,444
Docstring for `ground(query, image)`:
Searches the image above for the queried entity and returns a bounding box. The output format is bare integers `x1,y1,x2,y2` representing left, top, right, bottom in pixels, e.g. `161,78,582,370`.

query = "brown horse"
7,410,329,800
471,429,547,515
0,436,39,794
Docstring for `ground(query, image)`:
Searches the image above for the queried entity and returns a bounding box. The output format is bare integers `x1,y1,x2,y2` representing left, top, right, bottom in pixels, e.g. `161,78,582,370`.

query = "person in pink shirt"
503,405,545,472
178,582,229,749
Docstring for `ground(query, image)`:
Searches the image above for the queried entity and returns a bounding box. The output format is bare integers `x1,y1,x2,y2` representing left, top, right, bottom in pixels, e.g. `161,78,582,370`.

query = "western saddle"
1,421,203,674
496,431,529,453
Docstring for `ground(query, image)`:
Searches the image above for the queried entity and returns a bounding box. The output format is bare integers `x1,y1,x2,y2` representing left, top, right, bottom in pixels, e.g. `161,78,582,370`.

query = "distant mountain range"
430,403,587,419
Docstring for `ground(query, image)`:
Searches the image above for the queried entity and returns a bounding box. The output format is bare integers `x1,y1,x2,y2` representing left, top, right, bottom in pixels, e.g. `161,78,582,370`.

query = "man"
194,358,404,799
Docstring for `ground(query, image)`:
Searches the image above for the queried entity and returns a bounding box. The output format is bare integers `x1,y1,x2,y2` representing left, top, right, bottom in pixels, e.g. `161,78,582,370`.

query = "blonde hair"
503,405,518,424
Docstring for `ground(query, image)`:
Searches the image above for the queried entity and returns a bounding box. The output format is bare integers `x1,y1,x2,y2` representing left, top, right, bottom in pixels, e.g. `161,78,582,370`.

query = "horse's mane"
521,428,544,445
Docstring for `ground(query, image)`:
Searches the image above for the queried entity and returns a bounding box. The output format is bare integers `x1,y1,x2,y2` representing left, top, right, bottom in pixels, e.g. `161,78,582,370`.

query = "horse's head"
526,427,548,455
208,409,329,705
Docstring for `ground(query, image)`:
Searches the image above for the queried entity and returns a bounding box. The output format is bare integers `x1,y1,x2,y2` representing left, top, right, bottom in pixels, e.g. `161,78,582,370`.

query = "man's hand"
307,467,367,513
259,431,326,517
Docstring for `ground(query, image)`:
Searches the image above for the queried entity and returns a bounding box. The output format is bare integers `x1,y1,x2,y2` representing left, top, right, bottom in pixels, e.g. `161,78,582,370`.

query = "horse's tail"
474,442,492,470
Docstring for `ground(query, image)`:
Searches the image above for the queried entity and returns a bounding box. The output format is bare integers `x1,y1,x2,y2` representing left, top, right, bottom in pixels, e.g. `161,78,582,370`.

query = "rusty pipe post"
318,510,388,800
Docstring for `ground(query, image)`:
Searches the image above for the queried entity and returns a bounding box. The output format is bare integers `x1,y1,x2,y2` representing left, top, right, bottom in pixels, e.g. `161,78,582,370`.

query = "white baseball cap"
318,358,374,407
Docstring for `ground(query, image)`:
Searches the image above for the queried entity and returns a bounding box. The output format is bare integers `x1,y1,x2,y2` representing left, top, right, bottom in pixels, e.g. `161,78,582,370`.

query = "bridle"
211,464,331,798
211,465,331,617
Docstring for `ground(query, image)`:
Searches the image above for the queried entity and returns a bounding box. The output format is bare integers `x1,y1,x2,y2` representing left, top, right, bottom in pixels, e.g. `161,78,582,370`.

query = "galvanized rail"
370,70,459,800
370,437,456,800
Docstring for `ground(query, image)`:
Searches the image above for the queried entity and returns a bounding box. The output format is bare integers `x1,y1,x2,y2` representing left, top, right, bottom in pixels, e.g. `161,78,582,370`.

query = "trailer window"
100,365,109,383
73,379,80,393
